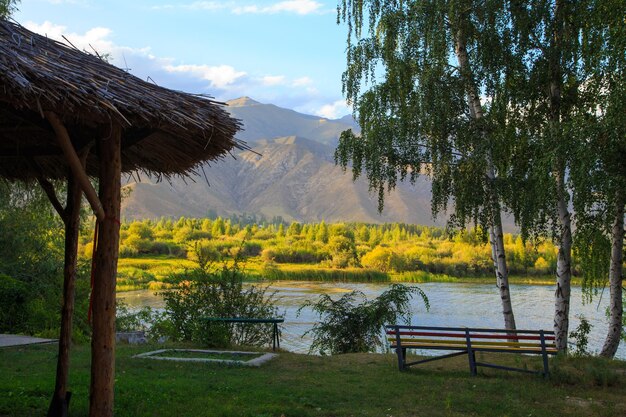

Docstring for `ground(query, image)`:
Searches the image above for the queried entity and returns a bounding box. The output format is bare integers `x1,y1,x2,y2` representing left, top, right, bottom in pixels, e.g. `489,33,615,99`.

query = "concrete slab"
134,349,278,367
0,334,57,347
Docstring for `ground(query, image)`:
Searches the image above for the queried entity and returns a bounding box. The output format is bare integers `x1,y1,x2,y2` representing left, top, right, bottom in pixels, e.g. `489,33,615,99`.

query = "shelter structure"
0,19,243,417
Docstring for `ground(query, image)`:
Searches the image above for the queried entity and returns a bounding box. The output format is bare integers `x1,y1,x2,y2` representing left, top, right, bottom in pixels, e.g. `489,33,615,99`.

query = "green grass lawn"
1,343,625,417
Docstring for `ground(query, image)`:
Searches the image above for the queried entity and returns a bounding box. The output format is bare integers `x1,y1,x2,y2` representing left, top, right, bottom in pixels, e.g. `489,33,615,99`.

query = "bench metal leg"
468,350,477,376
394,326,406,371
465,329,477,376
396,347,406,371
272,323,280,351
540,330,549,377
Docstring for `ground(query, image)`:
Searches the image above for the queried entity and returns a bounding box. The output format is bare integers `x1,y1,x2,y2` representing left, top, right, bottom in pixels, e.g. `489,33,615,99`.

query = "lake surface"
118,281,625,359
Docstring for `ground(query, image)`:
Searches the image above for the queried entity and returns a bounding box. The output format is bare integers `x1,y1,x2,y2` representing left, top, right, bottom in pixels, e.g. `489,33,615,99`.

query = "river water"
117,281,625,359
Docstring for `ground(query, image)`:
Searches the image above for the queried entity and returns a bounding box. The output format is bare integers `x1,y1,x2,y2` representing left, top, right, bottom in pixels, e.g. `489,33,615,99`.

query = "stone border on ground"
0,334,57,347
133,349,278,367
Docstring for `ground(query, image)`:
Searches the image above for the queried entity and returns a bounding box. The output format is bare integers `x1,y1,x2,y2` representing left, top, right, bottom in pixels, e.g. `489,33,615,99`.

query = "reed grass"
115,255,568,292
261,266,390,283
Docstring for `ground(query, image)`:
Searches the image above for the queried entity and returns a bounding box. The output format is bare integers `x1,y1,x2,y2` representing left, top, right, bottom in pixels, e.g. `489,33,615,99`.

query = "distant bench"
202,317,284,351
386,325,558,377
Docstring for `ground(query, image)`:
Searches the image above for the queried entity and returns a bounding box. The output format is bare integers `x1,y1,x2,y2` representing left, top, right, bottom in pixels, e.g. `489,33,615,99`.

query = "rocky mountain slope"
121,98,441,225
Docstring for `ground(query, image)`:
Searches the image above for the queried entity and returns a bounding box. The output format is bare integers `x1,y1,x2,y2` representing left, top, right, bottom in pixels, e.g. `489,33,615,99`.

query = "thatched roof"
0,19,244,181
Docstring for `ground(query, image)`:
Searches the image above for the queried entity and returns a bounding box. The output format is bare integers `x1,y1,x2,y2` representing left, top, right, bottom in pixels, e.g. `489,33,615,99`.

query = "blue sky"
14,0,351,118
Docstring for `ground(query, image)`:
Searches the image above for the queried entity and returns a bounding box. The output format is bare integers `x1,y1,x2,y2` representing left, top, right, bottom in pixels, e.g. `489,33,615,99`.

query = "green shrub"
124,234,153,254
252,229,275,240
327,235,357,268
240,241,262,257
119,245,139,257
187,240,221,269
570,315,593,356
0,274,29,332
261,246,327,263
160,261,282,348
361,246,404,272
116,302,169,341
299,283,429,354
150,241,184,257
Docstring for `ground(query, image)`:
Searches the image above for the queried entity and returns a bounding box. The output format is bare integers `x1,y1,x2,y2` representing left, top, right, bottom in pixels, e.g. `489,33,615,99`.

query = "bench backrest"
386,325,557,353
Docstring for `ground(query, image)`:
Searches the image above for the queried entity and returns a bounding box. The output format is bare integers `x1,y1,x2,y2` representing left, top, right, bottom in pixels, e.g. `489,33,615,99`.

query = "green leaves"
160,261,283,348
336,0,526,232
0,0,19,18
298,283,429,355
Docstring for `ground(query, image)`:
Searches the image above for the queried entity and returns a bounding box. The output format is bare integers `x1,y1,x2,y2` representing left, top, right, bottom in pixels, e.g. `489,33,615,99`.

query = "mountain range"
121,97,441,225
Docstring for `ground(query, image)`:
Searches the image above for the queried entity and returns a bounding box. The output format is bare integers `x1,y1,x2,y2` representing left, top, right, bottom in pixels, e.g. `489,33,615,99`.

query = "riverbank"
118,281,623,358
2,342,625,417
116,255,574,292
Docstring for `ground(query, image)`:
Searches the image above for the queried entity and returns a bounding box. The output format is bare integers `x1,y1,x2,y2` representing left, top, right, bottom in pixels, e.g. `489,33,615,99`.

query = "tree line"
108,217,561,277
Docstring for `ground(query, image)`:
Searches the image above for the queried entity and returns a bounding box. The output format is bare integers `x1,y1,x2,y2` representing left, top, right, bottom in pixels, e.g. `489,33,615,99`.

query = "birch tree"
335,0,521,329
507,0,624,354
570,0,626,358
502,0,587,352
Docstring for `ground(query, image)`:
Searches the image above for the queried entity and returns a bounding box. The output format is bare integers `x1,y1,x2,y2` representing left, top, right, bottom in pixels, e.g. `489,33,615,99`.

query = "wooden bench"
386,325,558,377
202,317,284,351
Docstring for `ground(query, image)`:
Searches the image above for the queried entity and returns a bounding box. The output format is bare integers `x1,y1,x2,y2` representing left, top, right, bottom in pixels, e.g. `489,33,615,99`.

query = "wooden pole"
47,169,83,417
89,123,122,417
45,111,105,222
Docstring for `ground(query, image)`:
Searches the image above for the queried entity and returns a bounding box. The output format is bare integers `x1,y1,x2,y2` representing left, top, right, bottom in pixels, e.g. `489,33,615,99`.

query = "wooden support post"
44,111,105,222
47,169,84,417
89,123,122,417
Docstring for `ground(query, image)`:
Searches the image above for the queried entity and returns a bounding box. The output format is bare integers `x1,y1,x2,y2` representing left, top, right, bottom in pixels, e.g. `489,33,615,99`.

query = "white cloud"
315,99,350,119
186,1,229,10
165,64,247,88
151,1,227,11
233,0,324,15
155,0,325,15
23,21,150,62
261,75,286,86
292,76,313,87
45,0,88,4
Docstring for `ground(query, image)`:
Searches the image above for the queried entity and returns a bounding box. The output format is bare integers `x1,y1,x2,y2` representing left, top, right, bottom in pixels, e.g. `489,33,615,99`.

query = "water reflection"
117,281,624,358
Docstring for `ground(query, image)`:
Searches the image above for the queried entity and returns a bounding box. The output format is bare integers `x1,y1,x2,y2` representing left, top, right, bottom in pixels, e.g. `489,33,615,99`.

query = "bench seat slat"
393,342,557,354
387,330,556,341
388,337,555,349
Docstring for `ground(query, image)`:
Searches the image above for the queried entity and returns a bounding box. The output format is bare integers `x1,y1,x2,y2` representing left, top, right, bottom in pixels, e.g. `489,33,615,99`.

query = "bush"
299,284,429,354
159,261,283,348
240,241,262,257
261,245,327,264
327,235,357,268
149,241,184,257
187,240,221,269
0,274,29,332
116,302,169,341
570,315,593,356
118,245,139,257
361,246,405,272
124,234,153,253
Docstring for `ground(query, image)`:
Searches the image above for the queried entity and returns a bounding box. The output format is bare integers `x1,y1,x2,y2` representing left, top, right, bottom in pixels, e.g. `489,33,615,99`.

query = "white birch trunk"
554,171,572,352
600,191,625,358
489,208,517,330
549,0,572,352
454,25,516,330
